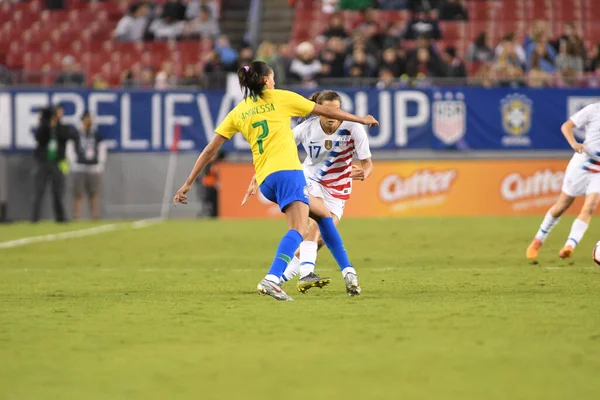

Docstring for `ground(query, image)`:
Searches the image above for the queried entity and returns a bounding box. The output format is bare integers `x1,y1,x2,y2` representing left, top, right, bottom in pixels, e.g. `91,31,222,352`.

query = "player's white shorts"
562,153,600,197
306,179,345,220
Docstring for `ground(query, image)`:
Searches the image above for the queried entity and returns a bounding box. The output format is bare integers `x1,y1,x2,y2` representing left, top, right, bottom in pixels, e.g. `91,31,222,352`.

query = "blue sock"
267,229,303,279
317,217,351,271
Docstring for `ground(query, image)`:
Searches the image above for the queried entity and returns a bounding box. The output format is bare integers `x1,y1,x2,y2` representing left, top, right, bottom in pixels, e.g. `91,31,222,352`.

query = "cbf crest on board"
432,91,466,145
501,93,532,146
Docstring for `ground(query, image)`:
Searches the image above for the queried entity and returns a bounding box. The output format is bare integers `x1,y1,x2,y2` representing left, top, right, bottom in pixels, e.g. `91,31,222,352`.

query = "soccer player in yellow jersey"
174,61,378,301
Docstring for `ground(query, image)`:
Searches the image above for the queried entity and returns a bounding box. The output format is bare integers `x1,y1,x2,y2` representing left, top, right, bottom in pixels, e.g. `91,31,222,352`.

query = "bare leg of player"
527,192,575,260
559,192,600,259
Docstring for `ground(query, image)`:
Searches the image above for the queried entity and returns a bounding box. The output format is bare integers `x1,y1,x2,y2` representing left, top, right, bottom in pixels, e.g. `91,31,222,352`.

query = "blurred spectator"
138,66,155,88
256,41,286,85
290,42,322,86
555,41,584,76
185,5,219,39
197,151,225,218
67,112,106,220
406,47,445,77
114,2,150,42
380,0,409,10
404,11,442,40
495,34,526,69
588,66,600,88
585,44,600,72
179,64,203,87
495,61,525,87
162,0,186,21
92,74,110,90
526,65,552,87
408,0,437,13
376,68,400,89
347,31,379,58
121,64,141,87
322,0,339,13
346,48,375,77
438,0,468,21
45,0,65,10
526,39,556,72
360,20,386,52
553,22,585,57
155,61,177,90
442,47,466,78
149,15,185,40
277,44,294,78
215,35,239,71
380,47,406,76
339,0,376,10
467,33,494,63
474,63,495,88
237,47,255,70
320,13,348,40
0,65,13,86
382,22,404,49
204,51,225,74
55,56,86,87
32,106,77,223
186,0,219,20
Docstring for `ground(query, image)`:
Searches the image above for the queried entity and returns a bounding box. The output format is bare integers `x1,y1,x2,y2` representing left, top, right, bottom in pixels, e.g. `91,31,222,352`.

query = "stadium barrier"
219,160,584,218
2,87,600,152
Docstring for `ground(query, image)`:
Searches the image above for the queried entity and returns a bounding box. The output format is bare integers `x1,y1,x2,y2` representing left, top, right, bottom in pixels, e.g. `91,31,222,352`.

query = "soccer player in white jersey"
527,102,600,260
282,90,373,293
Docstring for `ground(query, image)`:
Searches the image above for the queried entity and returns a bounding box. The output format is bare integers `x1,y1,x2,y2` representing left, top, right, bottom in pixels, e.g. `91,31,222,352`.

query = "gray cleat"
344,272,361,296
297,272,331,293
257,279,294,301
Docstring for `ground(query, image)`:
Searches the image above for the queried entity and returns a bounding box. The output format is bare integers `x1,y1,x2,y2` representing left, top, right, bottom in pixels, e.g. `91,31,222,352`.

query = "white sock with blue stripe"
535,211,561,242
298,241,318,279
565,218,588,248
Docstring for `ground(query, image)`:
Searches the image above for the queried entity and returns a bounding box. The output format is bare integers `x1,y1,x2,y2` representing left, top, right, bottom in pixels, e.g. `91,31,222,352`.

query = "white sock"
281,256,301,283
565,218,588,248
298,241,318,278
535,211,561,242
265,274,280,284
341,266,357,278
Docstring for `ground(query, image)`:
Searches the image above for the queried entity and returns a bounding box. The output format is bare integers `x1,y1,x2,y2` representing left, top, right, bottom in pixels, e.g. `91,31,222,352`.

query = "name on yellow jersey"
240,103,276,121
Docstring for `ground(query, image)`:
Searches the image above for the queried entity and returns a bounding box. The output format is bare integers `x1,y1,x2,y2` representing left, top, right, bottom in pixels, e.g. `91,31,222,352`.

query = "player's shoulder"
295,116,319,132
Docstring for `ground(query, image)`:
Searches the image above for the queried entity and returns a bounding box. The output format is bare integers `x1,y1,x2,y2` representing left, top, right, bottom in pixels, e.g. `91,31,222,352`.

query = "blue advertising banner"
1,87,600,152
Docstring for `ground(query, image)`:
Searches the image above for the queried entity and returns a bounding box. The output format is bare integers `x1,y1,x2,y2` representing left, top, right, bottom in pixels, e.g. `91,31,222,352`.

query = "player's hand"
572,143,585,154
241,175,258,206
350,164,365,181
361,115,379,127
173,182,191,206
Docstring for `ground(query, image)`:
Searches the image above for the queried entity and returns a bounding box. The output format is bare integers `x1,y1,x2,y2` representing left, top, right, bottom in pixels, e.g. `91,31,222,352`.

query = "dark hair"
309,90,342,105
445,47,456,58
81,111,91,120
474,32,487,47
237,61,272,99
39,106,55,124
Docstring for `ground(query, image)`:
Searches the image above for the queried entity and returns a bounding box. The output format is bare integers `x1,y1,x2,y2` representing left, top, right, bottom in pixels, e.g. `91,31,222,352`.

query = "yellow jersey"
215,89,315,184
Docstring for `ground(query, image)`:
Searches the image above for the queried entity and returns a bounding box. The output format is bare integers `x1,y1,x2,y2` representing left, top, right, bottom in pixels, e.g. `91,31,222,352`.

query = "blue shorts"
260,170,309,212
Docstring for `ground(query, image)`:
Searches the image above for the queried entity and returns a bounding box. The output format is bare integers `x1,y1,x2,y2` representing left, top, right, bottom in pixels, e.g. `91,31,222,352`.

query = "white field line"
0,219,164,250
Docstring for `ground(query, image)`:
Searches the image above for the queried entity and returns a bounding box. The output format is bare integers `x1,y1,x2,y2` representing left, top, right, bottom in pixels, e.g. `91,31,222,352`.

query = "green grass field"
1,217,600,400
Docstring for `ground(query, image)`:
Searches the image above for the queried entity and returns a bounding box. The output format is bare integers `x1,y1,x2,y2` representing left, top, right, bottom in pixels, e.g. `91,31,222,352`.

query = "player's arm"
312,104,379,127
174,134,227,205
561,119,584,153
350,158,373,181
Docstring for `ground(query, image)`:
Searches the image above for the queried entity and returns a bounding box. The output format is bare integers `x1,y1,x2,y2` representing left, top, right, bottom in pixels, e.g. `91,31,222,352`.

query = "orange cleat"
558,245,574,259
526,238,543,260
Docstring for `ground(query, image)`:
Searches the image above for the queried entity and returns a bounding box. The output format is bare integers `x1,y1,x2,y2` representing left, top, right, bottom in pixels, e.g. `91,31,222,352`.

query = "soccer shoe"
344,272,361,296
296,272,331,294
257,279,294,301
526,238,543,260
558,245,574,259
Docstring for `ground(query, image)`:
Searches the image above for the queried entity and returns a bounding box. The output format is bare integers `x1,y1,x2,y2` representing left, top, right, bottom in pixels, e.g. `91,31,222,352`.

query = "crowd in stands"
1,0,600,89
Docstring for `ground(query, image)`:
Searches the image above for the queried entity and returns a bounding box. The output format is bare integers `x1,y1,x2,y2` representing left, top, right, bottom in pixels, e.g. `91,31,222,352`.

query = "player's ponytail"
238,61,272,100
309,90,342,106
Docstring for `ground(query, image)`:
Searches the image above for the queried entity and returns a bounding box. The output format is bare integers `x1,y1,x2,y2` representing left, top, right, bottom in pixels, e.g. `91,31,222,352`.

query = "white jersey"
571,102,600,171
293,118,372,200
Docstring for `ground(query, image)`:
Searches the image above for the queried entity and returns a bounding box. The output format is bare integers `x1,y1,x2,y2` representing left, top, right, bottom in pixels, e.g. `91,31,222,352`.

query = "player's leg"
295,213,335,293
281,218,316,283
559,189,600,259
256,171,309,301
309,195,359,296
527,192,575,260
